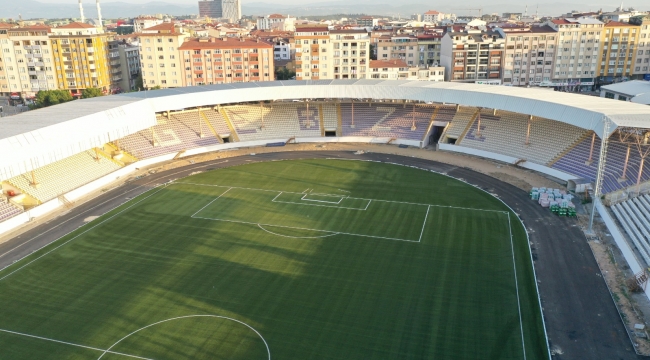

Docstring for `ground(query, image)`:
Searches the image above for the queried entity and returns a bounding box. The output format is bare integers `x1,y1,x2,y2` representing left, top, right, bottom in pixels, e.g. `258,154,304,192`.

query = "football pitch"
0,159,548,359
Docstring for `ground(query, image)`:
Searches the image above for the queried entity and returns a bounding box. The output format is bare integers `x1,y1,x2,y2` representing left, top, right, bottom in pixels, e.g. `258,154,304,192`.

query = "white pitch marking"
177,182,506,214
257,224,339,239
190,187,232,217
0,328,155,360
0,160,229,271
96,315,270,360
418,205,430,243
507,212,527,360
193,216,420,243
0,185,168,282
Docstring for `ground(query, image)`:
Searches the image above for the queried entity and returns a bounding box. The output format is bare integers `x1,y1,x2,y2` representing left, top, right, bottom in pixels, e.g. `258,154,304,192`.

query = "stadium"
1,80,650,359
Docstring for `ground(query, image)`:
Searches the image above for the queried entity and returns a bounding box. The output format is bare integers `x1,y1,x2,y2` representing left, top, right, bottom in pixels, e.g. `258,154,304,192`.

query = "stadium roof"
2,80,650,179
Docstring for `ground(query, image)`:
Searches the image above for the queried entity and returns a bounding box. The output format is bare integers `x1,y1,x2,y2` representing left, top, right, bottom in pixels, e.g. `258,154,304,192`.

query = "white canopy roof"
2,80,649,180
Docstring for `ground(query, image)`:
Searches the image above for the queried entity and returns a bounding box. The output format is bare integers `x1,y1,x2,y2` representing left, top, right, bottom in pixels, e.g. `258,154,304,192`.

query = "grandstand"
5,150,122,204
2,80,650,360
458,110,589,166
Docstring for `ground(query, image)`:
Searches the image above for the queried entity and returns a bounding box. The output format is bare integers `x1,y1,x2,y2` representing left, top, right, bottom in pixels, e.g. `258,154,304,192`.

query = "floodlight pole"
588,117,610,235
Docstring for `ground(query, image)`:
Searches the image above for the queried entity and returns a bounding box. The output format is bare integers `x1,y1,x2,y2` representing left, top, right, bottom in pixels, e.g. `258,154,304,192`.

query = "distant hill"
0,0,627,20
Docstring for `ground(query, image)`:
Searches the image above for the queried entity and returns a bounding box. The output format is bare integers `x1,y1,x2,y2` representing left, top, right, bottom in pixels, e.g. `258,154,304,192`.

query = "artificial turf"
0,159,548,359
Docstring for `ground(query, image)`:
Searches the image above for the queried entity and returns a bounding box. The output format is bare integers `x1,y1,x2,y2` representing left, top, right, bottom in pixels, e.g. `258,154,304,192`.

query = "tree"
33,89,74,108
81,87,103,99
134,73,143,91
275,67,296,80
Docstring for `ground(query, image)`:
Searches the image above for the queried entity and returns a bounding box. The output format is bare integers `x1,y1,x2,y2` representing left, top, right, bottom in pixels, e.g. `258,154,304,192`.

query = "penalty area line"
0,328,155,360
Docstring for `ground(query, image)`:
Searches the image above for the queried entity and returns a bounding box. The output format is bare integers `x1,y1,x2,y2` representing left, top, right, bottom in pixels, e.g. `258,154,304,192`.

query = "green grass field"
0,159,548,359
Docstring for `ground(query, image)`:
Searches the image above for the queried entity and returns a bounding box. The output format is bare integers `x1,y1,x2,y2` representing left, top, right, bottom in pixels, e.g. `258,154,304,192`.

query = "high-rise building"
440,28,505,83
376,34,419,67
179,37,274,85
198,0,240,22
221,0,241,22
500,25,558,86
597,21,640,85
330,30,370,80
544,17,603,90
630,15,650,80
294,27,370,80
138,23,188,89
4,25,58,98
0,23,13,96
50,22,113,96
198,0,222,19
117,41,140,91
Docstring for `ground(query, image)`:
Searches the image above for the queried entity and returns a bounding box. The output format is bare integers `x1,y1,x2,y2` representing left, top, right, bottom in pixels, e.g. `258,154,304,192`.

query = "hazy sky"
23,0,649,7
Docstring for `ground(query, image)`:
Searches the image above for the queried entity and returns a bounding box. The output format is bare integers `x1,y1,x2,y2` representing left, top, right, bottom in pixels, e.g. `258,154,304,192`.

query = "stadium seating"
224,103,321,141
0,200,21,222
6,150,122,203
459,110,588,165
117,114,221,159
441,107,476,140
611,195,650,265
552,137,650,193
340,103,434,140
432,106,457,123
322,103,338,130
200,109,232,137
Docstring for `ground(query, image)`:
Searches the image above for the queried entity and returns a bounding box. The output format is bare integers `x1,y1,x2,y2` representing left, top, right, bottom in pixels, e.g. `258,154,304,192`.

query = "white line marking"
193,216,420,243
176,182,505,214
418,205,430,243
190,187,232,217
507,212,527,360
271,192,283,201
96,315,270,360
299,193,343,204
364,199,372,211
257,224,339,239
0,185,168,282
0,161,228,265
0,328,155,360
272,199,369,210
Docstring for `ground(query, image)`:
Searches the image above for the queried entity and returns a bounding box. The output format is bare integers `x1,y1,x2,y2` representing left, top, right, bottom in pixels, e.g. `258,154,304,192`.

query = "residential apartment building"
330,30,370,80
423,11,445,23
4,25,58,98
376,34,419,66
273,39,291,60
417,32,444,66
50,22,113,95
440,29,505,83
133,17,163,33
500,25,557,86
597,21,640,85
630,15,650,80
545,17,603,90
0,23,11,95
117,41,140,91
294,27,370,80
368,59,444,80
294,27,330,80
138,23,188,89
256,14,296,32
108,40,123,93
179,37,273,85
357,16,378,28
